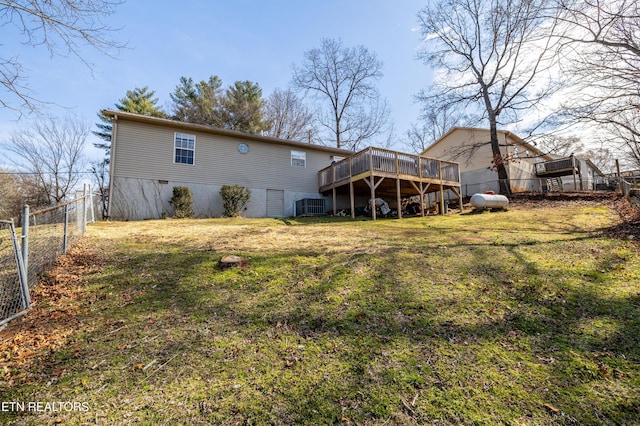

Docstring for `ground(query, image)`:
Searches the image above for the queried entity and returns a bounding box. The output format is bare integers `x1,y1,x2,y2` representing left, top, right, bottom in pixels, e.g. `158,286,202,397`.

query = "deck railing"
319,147,460,189
535,157,576,175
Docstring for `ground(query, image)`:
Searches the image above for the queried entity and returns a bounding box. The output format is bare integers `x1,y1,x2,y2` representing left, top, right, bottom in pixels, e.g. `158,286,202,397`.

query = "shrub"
169,186,194,218
220,185,251,217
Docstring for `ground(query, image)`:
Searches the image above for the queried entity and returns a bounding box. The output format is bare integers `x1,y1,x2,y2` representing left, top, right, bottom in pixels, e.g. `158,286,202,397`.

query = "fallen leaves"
510,192,640,243
0,239,102,387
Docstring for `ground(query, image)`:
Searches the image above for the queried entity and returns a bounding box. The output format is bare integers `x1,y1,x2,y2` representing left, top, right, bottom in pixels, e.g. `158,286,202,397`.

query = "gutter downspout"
106,114,118,219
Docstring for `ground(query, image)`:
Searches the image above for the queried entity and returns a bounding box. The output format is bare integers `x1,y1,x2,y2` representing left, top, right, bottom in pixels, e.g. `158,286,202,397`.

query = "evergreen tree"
170,76,224,126
222,81,270,134
93,87,166,160
170,76,269,134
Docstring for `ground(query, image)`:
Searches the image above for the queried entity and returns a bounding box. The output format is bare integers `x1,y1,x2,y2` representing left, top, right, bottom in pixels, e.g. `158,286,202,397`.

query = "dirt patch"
508,191,622,208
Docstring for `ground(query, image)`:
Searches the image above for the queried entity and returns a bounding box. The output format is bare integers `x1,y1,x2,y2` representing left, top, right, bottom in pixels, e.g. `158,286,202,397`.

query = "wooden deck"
535,157,579,178
535,156,584,191
318,147,462,219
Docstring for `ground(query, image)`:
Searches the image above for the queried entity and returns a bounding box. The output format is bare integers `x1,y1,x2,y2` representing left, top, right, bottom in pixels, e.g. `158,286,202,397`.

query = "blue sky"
0,0,431,166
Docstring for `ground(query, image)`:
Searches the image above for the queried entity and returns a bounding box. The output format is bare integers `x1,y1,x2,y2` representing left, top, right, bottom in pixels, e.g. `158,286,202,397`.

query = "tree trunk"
489,116,511,196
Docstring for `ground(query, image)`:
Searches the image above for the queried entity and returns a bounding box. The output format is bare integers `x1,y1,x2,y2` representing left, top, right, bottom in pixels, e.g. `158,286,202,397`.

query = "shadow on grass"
73,234,639,423
2,222,639,425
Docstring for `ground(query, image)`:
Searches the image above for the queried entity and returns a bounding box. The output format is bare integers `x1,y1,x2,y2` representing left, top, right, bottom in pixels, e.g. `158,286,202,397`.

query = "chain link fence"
620,176,640,198
458,177,615,198
0,220,29,327
0,187,94,326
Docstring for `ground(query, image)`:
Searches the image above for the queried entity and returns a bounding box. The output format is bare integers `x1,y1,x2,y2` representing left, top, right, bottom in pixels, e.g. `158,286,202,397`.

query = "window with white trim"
291,150,306,167
174,132,195,165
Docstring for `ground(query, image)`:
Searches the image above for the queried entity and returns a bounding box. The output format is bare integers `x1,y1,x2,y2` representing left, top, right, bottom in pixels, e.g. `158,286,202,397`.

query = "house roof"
103,110,355,157
578,157,605,176
422,126,553,161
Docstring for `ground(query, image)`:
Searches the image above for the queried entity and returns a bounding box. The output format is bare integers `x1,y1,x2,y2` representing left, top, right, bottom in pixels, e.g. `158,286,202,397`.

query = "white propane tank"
470,192,509,210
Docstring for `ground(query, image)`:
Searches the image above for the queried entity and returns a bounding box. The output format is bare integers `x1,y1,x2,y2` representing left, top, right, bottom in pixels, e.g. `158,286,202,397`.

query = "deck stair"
545,177,563,192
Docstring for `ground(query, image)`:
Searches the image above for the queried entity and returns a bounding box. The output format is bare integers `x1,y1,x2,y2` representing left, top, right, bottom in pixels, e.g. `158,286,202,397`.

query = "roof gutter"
102,110,354,157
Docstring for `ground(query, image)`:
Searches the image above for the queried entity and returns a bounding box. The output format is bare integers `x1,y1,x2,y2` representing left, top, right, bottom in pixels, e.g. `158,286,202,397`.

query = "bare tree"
292,38,390,151
404,124,434,154
537,134,617,173
536,135,585,157
264,88,315,142
416,0,562,194
9,115,88,204
0,168,19,219
555,0,640,169
406,102,468,154
90,159,109,219
0,0,124,115
0,168,51,219
584,143,617,174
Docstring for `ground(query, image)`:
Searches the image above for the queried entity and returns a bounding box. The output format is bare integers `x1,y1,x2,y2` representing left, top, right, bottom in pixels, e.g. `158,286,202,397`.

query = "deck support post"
439,161,445,215
450,187,463,213
350,179,355,219
419,182,425,217
458,164,463,212
332,186,337,216
396,178,402,219
418,157,425,217
410,181,430,217
364,176,385,221
370,177,376,220
332,164,337,215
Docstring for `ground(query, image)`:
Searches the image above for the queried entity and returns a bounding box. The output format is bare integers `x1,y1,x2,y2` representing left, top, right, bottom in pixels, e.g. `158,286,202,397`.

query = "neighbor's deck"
535,157,580,178
318,147,462,219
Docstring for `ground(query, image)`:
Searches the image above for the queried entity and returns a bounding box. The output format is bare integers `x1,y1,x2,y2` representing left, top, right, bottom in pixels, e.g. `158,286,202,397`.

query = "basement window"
291,150,306,168
174,132,195,165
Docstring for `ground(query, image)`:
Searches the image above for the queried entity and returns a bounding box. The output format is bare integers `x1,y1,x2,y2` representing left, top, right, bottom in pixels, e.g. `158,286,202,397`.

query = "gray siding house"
105,111,353,220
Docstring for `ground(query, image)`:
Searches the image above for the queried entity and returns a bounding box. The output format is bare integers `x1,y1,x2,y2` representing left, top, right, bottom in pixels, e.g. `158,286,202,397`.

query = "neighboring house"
422,127,605,197
105,111,353,220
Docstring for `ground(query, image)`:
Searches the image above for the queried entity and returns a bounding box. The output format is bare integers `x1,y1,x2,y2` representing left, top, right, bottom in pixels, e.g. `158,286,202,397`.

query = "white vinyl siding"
112,121,344,193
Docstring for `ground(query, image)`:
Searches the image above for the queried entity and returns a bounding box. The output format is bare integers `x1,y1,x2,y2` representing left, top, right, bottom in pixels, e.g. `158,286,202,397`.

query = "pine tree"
170,76,224,126
222,81,270,134
93,87,166,161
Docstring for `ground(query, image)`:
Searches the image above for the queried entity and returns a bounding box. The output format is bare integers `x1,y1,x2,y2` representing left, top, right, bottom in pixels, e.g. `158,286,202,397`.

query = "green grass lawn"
1,203,639,425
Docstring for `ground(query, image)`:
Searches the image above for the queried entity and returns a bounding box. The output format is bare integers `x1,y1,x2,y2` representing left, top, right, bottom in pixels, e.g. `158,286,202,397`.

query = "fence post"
10,219,31,309
63,204,69,254
615,159,621,194
21,204,29,283
87,184,95,224
81,184,88,233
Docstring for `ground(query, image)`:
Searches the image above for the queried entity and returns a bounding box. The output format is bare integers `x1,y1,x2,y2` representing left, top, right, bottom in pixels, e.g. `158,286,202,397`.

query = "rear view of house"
105,111,353,220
